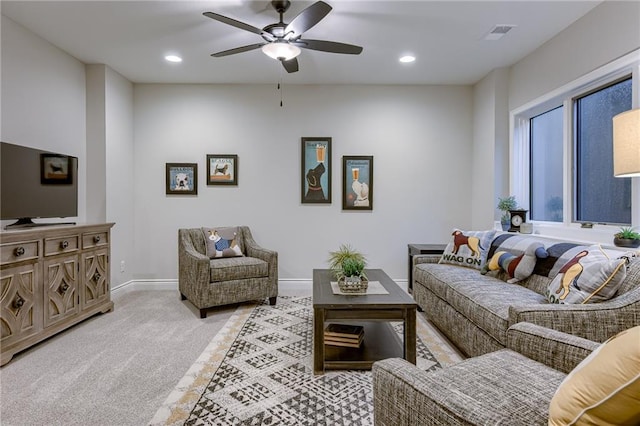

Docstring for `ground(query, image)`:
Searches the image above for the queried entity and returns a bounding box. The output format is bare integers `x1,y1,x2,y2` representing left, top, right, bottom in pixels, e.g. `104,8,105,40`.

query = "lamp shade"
261,42,301,61
613,108,640,177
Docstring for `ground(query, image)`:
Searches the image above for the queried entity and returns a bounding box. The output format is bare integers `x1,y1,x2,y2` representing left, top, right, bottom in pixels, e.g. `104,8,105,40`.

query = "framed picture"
207,154,238,185
166,163,198,195
342,156,373,211
41,154,73,184
301,137,331,204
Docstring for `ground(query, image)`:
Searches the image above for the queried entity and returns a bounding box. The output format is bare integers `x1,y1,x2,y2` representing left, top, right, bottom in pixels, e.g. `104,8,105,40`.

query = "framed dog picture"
301,137,331,204
166,163,198,195
41,154,73,184
207,155,238,186
342,156,373,211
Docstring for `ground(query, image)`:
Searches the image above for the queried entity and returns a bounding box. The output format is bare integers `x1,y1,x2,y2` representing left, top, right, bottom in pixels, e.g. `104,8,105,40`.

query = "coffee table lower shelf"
322,321,403,371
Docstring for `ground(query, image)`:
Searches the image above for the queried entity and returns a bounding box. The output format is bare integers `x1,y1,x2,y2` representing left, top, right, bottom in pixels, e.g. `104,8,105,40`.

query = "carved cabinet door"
81,249,109,312
0,263,43,347
43,255,79,328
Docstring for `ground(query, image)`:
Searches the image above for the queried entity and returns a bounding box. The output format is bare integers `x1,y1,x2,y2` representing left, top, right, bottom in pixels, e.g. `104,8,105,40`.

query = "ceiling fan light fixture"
262,42,301,61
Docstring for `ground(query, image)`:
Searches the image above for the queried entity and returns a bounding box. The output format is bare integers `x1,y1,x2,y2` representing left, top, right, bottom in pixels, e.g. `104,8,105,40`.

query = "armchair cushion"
209,256,268,282
202,226,244,258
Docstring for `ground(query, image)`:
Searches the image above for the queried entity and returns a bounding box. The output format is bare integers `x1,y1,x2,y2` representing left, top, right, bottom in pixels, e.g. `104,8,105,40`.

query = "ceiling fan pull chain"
279,67,284,107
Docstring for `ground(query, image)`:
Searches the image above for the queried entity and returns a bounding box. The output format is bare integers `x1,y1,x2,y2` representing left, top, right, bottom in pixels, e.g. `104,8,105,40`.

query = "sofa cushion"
416,263,547,344
209,256,267,282
545,245,627,304
202,227,244,258
549,326,640,426
439,229,496,270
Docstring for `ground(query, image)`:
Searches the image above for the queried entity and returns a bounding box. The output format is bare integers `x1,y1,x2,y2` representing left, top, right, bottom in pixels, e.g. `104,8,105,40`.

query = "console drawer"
82,232,109,249
44,235,80,256
0,241,40,265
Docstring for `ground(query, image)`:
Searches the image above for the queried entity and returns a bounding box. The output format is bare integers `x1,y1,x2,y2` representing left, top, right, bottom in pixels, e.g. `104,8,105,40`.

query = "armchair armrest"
178,229,211,301
506,322,598,374
241,227,278,284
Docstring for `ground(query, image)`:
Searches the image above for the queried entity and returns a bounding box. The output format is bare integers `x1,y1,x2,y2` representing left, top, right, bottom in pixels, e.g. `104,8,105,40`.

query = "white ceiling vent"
484,25,517,41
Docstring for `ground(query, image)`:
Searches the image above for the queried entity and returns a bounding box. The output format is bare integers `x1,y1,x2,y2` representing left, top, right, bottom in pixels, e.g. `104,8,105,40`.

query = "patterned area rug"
150,295,462,425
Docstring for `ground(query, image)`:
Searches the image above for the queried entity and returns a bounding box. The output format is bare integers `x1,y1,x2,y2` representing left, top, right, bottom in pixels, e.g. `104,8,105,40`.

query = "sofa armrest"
506,322,598,374
413,254,441,267
508,294,638,343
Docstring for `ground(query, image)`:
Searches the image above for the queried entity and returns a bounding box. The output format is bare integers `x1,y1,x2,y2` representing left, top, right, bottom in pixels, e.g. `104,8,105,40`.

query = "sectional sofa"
412,232,640,357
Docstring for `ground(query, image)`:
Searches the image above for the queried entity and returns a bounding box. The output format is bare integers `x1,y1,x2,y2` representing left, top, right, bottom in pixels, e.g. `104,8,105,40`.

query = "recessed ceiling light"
399,55,416,63
165,55,182,63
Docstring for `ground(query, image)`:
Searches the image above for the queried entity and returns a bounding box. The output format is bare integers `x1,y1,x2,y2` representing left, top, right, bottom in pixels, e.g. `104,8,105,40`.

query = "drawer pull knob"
61,240,69,249
61,283,69,293
93,235,101,243
13,296,24,309
14,246,25,257
94,272,102,282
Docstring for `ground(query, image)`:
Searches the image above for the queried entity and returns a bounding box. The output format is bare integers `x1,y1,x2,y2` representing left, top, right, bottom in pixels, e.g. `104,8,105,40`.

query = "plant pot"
613,237,640,248
337,274,369,294
501,222,510,231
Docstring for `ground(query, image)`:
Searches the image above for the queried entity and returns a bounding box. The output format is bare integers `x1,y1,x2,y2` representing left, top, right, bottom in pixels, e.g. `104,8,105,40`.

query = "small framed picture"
166,163,198,195
342,156,373,211
301,137,332,204
207,155,238,185
41,154,73,184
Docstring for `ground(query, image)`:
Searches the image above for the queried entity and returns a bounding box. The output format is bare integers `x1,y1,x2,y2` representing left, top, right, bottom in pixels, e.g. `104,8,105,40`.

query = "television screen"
1,142,78,226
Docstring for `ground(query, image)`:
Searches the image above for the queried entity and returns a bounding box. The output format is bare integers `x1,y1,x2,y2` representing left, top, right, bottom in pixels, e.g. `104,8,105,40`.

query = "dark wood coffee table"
312,269,417,375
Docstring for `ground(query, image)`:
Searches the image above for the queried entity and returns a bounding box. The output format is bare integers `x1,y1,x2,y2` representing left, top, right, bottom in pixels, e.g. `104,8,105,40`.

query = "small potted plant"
497,196,518,231
328,244,368,293
613,226,640,248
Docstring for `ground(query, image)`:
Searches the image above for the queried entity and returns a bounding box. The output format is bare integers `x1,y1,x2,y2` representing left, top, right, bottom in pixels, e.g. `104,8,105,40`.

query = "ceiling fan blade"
285,1,332,36
293,39,363,55
203,11,265,36
282,57,299,73
211,43,266,57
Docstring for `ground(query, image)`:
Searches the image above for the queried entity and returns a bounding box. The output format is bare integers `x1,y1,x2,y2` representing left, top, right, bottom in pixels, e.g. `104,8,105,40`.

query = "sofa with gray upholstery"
412,235,640,357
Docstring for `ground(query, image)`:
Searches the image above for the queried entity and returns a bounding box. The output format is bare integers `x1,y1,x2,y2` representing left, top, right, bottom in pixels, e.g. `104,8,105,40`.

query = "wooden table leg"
313,306,325,375
405,307,417,364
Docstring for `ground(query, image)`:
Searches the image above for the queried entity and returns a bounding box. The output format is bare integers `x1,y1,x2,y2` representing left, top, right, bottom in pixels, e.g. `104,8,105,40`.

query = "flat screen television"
1,141,78,229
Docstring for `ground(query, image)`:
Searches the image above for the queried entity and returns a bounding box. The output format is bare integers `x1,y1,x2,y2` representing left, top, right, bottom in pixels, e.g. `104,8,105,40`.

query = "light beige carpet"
150,295,463,425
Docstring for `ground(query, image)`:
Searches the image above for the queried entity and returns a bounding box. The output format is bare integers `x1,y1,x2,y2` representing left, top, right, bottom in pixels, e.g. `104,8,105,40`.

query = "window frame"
510,50,640,241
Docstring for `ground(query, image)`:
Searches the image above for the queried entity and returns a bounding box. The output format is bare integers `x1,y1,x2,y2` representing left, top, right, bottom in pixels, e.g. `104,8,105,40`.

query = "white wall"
471,67,510,229
509,1,640,111
133,84,473,280
105,67,134,286
1,15,87,225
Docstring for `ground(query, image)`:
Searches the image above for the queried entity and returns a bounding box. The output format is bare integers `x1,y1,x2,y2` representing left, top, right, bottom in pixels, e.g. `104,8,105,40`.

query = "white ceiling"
1,0,601,85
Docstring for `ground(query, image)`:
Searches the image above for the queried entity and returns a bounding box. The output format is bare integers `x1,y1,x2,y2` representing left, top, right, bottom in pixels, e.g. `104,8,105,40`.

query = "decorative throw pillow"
201,227,243,259
548,326,640,426
481,242,548,283
545,245,627,304
439,229,496,270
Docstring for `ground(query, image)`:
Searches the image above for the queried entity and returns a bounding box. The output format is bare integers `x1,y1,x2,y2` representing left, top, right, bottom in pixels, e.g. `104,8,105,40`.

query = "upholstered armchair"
178,226,278,318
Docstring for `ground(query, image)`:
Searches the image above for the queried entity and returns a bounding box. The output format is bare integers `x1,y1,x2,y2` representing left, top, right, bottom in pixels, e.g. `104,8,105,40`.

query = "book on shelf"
324,333,364,348
324,323,364,339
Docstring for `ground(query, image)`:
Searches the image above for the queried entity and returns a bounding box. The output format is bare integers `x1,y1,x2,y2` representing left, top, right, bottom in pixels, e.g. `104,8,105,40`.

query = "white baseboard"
112,278,408,296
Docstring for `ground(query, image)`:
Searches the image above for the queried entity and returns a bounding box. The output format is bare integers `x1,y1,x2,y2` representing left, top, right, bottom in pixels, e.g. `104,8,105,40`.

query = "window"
530,106,564,222
519,65,636,227
575,78,632,224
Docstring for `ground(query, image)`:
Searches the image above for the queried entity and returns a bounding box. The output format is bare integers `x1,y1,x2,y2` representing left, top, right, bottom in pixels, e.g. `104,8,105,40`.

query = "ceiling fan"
203,0,363,73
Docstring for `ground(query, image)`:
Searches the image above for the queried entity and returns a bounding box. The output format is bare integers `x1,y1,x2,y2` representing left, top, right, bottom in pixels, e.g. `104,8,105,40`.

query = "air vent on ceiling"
484,24,517,41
